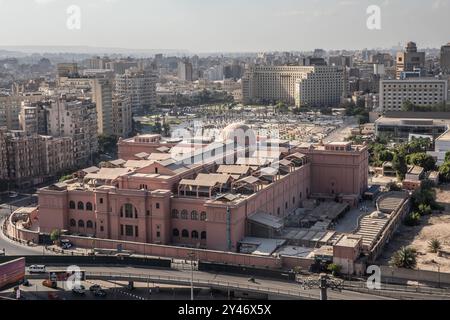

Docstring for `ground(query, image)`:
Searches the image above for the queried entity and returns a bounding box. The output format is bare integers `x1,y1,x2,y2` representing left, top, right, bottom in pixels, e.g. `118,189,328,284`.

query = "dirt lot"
378,211,450,273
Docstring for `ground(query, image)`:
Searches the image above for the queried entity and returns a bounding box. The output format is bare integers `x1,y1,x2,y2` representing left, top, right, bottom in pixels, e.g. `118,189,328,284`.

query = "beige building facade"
242,65,344,106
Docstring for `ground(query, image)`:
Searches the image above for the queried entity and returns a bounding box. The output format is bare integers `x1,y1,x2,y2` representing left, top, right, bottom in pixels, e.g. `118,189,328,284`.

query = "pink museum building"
37,124,368,252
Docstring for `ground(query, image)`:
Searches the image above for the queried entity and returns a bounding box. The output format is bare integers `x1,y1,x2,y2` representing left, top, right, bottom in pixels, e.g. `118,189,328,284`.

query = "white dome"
222,123,253,142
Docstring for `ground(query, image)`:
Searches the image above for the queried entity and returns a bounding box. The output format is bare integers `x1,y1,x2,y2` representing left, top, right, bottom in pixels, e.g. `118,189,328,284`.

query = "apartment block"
396,42,425,79
380,79,448,111
242,65,344,106
47,95,98,167
0,127,8,180
441,42,450,75
112,95,133,137
91,78,113,135
115,68,157,113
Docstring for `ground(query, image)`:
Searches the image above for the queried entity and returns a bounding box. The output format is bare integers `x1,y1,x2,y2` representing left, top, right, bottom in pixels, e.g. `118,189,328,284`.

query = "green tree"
392,153,407,180
439,162,450,182
152,122,162,134
50,229,61,244
406,152,436,171
407,138,431,153
59,174,73,182
418,203,432,216
401,100,415,111
390,247,417,269
98,134,119,156
428,239,442,253
445,152,450,163
378,150,394,162
327,263,342,276
162,123,171,137
275,101,288,114
404,212,421,226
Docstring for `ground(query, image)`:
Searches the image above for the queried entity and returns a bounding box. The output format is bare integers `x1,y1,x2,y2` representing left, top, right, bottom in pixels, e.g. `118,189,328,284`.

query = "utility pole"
298,273,343,301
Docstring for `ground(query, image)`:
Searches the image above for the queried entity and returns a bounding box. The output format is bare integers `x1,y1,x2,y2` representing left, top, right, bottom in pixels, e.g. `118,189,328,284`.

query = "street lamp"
188,251,195,301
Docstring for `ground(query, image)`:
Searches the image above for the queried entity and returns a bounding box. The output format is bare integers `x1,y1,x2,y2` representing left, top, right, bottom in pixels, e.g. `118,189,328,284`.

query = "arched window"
77,201,84,210
86,220,93,229
173,229,179,237
191,210,198,220
181,210,188,220
78,220,84,228
191,230,199,239
70,219,76,227
200,211,207,221
171,209,179,219
201,231,207,240
182,229,189,238
69,201,75,209
86,202,93,211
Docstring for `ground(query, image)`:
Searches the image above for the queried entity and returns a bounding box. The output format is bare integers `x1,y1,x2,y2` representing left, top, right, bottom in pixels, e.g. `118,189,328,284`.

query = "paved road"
0,216,48,256
38,265,392,300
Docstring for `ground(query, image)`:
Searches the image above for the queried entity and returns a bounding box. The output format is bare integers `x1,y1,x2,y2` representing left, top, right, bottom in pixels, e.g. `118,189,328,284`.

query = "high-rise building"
115,68,157,113
5,131,44,187
112,95,133,137
395,42,425,79
0,129,74,188
106,60,138,75
0,127,8,180
46,95,98,166
177,58,193,81
242,65,344,106
0,95,22,130
40,135,74,177
91,78,113,135
86,56,110,70
57,63,79,78
329,56,353,68
380,79,448,111
294,66,344,107
440,42,450,75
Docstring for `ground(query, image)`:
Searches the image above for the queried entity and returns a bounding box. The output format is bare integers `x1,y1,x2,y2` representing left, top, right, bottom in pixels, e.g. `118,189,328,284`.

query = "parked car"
21,279,31,287
60,239,73,249
42,280,57,289
93,289,107,297
89,284,101,292
28,265,47,274
72,285,86,295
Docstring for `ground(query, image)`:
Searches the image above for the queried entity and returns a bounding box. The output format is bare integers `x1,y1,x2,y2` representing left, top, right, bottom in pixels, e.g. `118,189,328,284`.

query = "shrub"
404,212,421,226
390,247,417,269
428,239,442,253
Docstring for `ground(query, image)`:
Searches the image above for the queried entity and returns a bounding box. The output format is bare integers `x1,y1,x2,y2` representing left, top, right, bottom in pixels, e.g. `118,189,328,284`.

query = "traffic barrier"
198,261,296,281
0,255,171,268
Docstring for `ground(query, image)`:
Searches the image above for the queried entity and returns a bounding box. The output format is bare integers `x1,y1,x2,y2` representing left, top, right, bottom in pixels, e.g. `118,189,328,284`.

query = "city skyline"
0,0,449,53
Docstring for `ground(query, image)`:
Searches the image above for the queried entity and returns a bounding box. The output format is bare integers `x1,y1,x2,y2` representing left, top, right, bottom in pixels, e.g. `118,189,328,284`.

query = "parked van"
28,265,47,273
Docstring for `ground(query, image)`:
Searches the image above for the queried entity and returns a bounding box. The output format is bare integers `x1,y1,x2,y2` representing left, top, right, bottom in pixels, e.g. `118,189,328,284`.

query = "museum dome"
222,123,252,142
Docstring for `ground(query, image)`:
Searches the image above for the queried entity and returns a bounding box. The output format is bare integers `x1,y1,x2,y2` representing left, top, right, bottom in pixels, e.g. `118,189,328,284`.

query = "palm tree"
390,247,417,269
428,239,442,253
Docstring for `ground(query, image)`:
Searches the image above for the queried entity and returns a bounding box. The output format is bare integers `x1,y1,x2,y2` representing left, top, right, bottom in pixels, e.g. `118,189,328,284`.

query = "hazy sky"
0,0,449,52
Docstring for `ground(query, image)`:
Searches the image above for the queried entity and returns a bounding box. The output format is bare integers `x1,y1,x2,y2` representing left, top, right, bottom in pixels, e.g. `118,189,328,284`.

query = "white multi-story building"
294,67,344,107
115,68,157,113
242,65,344,106
204,65,224,81
380,79,448,111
